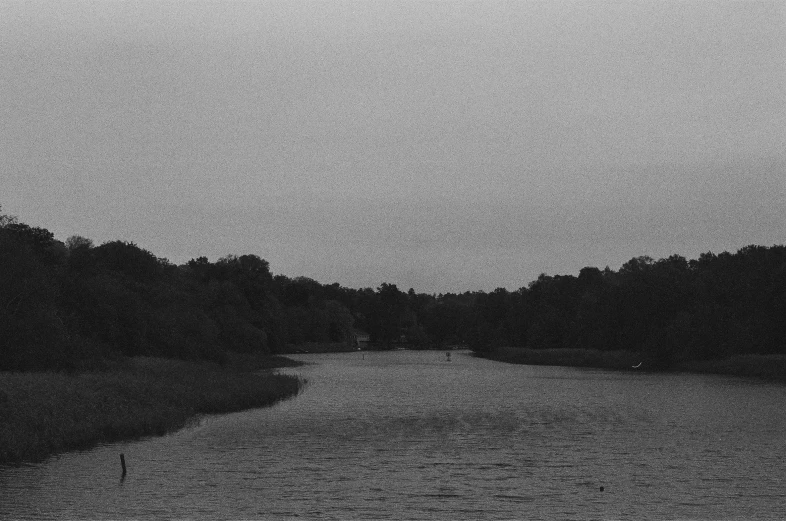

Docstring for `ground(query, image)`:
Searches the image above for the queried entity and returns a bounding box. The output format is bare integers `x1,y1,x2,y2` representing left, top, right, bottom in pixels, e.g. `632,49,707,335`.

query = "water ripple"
2,351,786,520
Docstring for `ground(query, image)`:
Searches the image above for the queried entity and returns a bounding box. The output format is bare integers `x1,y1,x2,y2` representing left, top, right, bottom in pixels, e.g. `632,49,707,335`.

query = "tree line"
2,207,784,371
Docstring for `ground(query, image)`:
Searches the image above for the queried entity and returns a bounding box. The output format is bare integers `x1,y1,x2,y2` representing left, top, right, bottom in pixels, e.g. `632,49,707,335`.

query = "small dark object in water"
120,453,127,476
599,486,604,492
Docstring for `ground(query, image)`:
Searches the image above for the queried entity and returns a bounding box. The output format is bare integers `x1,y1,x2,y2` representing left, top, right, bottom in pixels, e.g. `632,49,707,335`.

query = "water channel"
2,350,785,519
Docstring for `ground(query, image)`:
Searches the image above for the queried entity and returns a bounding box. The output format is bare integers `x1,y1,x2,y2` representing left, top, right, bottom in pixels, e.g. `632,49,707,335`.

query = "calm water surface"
2,351,785,520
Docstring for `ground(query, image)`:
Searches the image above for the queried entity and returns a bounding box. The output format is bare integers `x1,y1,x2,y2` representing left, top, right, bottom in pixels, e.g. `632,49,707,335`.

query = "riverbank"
477,346,786,381
675,354,786,381
281,342,358,354
477,346,641,371
0,355,304,465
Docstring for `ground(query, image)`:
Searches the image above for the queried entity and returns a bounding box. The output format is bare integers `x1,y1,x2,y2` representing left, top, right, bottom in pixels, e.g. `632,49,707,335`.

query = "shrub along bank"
0,357,303,465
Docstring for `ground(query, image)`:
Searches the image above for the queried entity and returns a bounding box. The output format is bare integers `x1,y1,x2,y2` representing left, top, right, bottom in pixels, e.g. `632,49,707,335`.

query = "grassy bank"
477,347,786,381
477,346,642,371
0,356,304,465
675,354,786,381
282,342,358,354
223,352,305,370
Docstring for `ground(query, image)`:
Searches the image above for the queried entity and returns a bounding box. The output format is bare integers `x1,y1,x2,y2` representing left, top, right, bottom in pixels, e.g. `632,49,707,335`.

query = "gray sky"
2,1,784,293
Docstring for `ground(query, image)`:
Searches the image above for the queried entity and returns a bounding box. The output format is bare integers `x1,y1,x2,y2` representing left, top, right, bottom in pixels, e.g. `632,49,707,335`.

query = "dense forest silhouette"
1,206,784,371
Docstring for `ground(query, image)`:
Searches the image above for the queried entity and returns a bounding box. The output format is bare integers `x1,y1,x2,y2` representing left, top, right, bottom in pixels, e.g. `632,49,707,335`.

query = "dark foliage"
1,205,784,370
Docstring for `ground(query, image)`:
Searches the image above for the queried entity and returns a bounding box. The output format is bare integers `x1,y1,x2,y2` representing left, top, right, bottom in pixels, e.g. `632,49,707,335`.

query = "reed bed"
478,346,641,370
0,357,303,465
480,347,786,382
283,342,357,354
676,354,786,381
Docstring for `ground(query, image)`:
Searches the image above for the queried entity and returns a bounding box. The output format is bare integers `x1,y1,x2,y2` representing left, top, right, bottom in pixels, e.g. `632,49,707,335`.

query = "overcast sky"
2,1,784,293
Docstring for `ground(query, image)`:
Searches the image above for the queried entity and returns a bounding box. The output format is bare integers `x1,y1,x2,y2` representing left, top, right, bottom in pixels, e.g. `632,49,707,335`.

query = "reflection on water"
2,351,785,520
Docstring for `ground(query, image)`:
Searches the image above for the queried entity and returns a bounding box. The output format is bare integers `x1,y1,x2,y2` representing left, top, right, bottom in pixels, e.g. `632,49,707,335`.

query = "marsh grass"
478,346,641,370
223,352,305,371
0,357,303,465
283,342,357,354
480,347,786,382
676,354,786,381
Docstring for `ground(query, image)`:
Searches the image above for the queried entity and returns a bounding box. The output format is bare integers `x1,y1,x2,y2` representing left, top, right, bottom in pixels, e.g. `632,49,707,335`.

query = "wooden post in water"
120,453,127,476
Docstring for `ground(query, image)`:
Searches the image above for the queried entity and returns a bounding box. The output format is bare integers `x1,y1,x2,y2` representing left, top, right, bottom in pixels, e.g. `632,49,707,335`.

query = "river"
1,350,785,520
